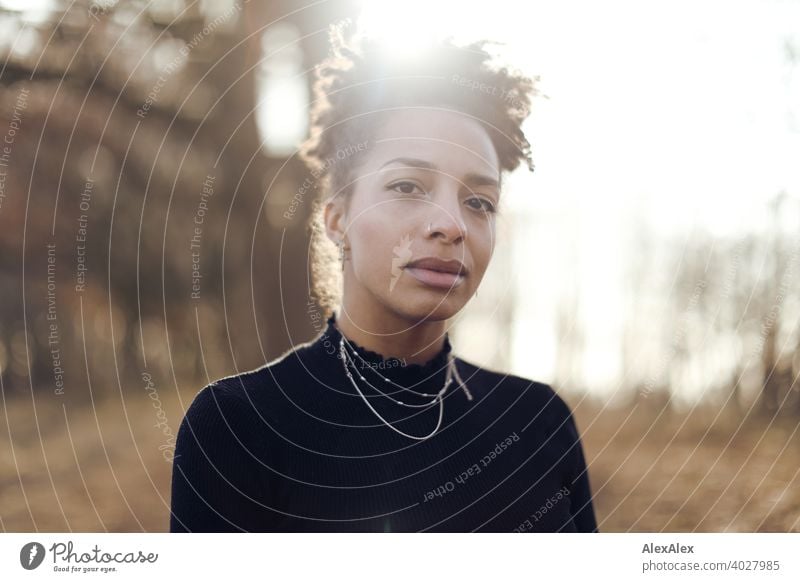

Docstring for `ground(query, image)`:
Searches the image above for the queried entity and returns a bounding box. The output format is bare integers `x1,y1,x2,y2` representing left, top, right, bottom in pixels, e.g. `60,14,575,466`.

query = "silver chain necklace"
335,330,473,441
338,329,440,405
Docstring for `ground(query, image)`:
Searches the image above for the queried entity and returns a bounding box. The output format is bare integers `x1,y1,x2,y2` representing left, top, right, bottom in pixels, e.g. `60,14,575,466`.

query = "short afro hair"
299,22,539,317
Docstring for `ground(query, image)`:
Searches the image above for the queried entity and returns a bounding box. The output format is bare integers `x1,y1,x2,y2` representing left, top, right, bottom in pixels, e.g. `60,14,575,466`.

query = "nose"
426,196,467,244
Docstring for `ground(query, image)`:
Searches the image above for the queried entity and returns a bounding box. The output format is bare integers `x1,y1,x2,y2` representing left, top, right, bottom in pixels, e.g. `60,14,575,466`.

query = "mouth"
403,257,468,290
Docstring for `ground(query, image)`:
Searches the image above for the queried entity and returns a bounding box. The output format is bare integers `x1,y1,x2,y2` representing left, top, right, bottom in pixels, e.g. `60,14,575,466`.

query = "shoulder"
181,338,316,425
454,357,576,426
184,379,249,416
177,381,255,444
175,372,279,467
193,340,311,404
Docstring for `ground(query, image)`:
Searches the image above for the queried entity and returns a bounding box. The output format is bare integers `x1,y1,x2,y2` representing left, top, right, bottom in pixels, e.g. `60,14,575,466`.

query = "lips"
405,257,468,276
403,257,468,290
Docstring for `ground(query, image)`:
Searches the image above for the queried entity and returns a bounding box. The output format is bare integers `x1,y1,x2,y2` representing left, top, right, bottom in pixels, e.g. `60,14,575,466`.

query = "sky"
357,0,800,396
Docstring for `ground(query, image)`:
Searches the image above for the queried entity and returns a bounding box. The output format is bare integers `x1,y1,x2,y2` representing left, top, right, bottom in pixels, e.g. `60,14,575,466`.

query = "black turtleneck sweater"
169,315,598,532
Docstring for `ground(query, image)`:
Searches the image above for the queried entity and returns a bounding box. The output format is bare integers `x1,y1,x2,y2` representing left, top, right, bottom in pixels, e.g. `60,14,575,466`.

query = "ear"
323,196,348,244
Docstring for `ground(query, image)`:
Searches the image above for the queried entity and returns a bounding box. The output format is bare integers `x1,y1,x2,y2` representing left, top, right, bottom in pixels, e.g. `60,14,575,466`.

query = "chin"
385,291,468,323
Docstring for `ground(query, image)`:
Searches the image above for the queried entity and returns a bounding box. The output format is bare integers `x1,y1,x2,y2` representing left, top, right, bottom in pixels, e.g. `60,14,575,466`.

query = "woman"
169,26,598,533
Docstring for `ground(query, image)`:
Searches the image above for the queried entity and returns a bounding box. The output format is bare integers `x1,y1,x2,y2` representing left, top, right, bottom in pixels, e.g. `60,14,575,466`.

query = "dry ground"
1,388,798,532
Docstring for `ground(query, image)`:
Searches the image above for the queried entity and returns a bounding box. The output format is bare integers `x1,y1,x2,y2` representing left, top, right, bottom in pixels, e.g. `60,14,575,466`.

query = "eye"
466,197,497,214
388,181,426,196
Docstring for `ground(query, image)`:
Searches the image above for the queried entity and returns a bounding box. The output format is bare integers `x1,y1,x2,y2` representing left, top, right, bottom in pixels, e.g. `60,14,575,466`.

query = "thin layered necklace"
335,325,473,441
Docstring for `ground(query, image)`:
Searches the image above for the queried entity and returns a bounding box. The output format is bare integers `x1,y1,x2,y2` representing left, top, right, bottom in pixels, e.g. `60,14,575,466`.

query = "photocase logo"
390,234,413,292
19,542,46,570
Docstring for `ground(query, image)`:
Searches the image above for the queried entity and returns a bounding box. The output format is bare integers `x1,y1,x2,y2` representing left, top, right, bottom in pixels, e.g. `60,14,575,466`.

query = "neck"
334,307,449,366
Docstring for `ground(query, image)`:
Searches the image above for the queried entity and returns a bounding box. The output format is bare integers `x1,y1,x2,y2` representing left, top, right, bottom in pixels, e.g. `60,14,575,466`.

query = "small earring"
338,238,346,270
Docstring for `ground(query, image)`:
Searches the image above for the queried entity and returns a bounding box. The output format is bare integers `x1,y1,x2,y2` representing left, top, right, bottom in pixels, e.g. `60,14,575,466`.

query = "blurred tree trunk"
0,0,359,398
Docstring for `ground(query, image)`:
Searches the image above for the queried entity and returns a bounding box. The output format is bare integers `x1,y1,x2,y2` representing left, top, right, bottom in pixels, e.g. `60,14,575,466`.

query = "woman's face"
327,108,501,323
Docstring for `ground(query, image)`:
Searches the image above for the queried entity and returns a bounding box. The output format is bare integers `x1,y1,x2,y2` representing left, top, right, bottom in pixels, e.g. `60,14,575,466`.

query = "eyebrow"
378,157,500,189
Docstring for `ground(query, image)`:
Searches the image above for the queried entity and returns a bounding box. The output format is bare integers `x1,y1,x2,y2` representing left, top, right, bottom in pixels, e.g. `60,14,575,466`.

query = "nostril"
428,221,468,240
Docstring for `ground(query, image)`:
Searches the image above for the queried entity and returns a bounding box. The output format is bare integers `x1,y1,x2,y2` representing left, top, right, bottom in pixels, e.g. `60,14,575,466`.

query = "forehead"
364,108,500,178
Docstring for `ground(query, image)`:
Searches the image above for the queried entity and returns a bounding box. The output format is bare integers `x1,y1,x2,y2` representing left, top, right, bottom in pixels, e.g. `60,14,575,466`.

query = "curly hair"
299,22,539,318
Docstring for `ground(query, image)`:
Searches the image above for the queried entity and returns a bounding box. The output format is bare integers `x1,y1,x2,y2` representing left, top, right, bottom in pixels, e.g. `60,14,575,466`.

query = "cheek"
350,205,405,282
469,221,496,277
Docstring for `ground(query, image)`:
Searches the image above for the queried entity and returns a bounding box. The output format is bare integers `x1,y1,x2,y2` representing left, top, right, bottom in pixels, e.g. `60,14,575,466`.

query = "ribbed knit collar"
311,313,453,397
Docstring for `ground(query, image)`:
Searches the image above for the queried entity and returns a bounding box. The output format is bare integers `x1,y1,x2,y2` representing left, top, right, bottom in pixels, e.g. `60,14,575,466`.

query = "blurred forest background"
0,0,798,532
